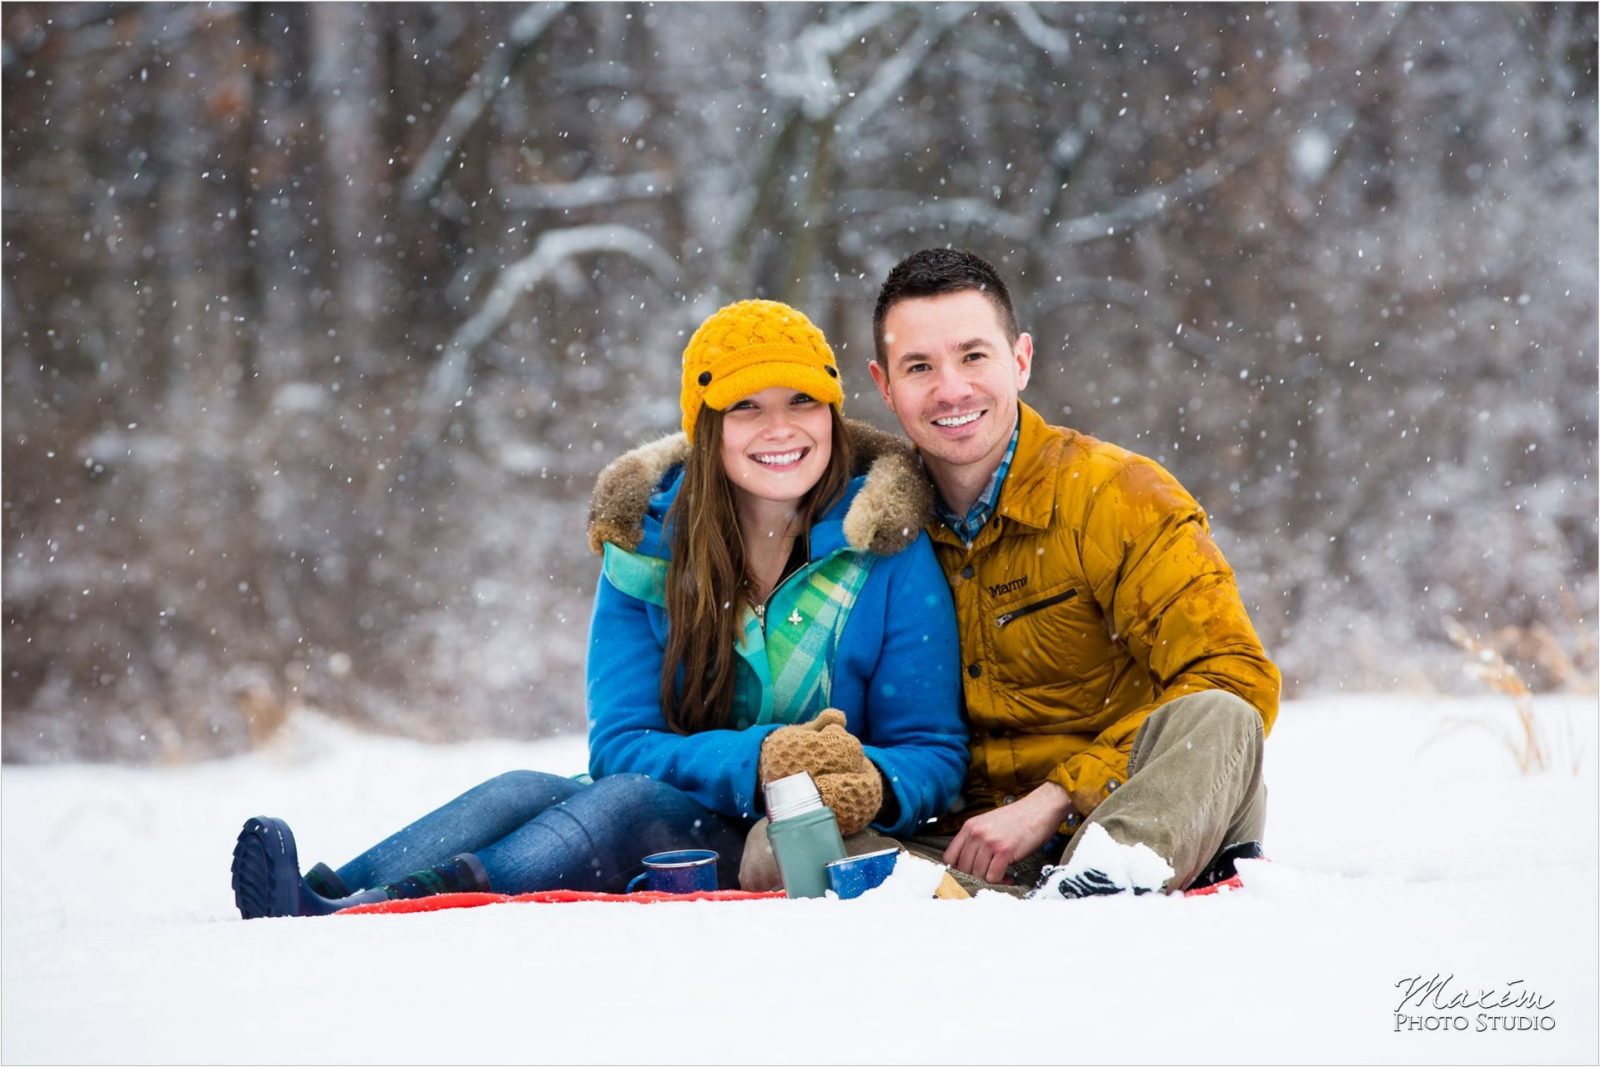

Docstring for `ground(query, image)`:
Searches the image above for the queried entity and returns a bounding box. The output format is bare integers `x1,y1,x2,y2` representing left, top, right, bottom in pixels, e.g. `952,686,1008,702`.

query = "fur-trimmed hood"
586,418,933,557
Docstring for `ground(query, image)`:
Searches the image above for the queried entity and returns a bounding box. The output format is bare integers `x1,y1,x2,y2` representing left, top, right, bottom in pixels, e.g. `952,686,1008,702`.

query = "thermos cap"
764,771,825,822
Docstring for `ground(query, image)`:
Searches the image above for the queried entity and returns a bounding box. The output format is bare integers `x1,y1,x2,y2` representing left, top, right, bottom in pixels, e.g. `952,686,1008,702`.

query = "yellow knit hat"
680,299,844,441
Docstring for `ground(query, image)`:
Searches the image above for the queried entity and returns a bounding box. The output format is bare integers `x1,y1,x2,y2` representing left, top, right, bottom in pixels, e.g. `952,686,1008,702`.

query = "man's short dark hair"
872,248,1020,368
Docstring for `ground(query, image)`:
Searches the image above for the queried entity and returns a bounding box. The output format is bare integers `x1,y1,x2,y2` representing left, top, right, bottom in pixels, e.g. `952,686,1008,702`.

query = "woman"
230,299,966,917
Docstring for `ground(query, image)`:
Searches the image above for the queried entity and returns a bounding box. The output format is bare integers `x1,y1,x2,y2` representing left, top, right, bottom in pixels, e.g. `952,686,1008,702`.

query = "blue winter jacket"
585,467,967,838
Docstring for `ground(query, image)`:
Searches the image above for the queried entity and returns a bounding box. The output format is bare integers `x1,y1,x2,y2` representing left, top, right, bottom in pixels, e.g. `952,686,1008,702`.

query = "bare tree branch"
502,170,674,211
1023,121,1092,228
1049,156,1235,243
840,147,1239,245
1004,2,1072,58
2,2,141,72
403,2,568,206
846,193,1030,239
415,224,679,440
1033,276,1228,366
838,4,973,141
771,2,900,119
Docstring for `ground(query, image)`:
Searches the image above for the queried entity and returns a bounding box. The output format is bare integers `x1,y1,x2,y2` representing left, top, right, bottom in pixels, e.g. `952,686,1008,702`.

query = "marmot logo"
988,575,1028,597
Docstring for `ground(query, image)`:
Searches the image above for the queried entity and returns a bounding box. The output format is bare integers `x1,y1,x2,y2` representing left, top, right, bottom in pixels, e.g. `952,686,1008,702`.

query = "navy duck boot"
231,817,386,918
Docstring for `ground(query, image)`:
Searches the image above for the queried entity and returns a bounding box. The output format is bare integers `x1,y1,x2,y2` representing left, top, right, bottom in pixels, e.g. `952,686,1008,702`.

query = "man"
867,248,1280,899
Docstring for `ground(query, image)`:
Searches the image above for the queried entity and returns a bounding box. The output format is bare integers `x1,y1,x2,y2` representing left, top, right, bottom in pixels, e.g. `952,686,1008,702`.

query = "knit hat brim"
702,363,844,411
690,356,844,437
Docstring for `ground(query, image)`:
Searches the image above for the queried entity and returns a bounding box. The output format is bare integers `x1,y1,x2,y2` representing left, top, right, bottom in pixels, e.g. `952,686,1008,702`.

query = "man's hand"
944,782,1075,883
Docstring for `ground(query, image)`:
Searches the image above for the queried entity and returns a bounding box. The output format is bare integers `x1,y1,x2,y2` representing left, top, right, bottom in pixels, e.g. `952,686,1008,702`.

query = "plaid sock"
381,854,490,900
303,862,350,898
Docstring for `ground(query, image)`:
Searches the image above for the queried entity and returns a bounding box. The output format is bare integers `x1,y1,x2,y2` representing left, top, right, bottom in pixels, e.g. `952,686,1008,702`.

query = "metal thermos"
763,771,847,899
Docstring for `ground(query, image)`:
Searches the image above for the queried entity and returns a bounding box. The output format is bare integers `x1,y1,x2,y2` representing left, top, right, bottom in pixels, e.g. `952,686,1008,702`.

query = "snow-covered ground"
4,695,1596,1065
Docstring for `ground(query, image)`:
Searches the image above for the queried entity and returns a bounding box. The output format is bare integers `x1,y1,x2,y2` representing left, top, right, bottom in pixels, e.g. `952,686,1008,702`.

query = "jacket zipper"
754,546,814,631
995,588,1077,628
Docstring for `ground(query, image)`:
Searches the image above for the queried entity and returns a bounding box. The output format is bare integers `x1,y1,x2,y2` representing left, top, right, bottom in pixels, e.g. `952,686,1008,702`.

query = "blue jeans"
332,771,749,894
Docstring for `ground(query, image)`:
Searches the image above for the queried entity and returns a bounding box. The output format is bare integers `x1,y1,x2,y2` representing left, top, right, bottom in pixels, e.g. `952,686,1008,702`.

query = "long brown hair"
660,404,854,734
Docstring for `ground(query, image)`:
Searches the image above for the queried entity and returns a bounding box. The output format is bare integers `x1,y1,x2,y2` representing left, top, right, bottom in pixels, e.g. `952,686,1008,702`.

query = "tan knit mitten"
759,709,883,835
814,761,885,836
759,709,863,785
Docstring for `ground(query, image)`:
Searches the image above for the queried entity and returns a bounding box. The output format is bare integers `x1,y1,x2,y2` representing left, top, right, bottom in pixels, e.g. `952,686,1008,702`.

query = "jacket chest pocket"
996,587,1077,629
988,580,1097,689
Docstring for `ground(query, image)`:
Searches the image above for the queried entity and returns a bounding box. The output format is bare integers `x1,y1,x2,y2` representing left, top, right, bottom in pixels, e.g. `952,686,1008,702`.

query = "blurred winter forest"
3,2,1595,763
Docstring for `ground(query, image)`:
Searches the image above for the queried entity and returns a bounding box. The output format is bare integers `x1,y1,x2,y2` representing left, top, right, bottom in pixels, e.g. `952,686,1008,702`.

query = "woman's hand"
759,709,861,782
812,762,884,836
760,709,884,835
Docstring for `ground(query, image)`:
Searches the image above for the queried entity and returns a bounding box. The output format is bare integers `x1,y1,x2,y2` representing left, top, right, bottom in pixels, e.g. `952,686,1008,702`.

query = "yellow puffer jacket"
930,403,1280,827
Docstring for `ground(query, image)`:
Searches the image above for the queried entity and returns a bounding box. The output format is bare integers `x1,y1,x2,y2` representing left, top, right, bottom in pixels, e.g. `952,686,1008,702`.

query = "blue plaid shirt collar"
932,416,1021,546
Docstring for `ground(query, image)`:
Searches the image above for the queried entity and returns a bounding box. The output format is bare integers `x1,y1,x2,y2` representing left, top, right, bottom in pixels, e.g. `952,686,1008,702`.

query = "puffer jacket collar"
925,402,1065,552
587,417,934,558
993,402,1067,532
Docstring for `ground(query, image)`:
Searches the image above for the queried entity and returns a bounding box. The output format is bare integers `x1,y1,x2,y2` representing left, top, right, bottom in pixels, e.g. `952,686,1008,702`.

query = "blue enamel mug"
626,849,720,894
825,847,900,899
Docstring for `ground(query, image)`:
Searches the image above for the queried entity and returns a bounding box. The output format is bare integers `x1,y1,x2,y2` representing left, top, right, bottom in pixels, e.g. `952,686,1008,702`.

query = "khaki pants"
741,690,1267,895
1066,688,1267,890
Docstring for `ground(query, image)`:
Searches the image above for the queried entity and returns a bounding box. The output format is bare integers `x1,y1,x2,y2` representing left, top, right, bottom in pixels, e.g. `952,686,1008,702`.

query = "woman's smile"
749,446,810,469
